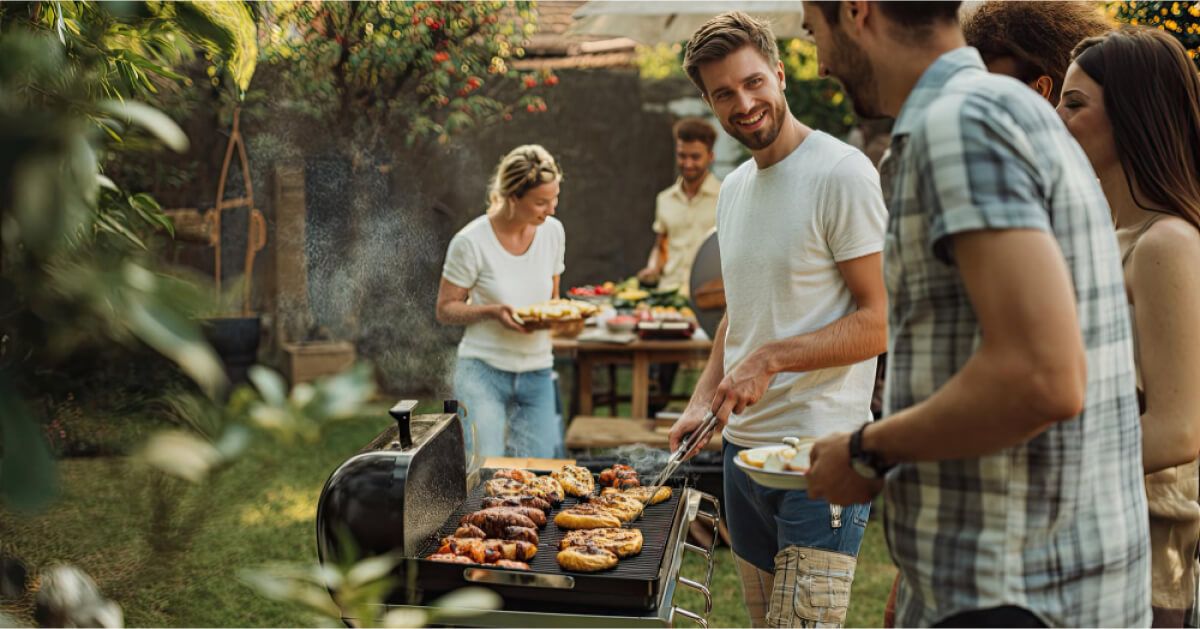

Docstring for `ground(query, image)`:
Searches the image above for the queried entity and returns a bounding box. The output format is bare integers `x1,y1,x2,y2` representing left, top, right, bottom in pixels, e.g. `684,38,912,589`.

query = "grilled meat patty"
526,476,565,504
554,504,623,530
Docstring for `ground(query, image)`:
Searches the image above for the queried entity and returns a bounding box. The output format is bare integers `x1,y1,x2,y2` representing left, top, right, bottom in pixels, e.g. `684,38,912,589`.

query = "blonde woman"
436,145,565,459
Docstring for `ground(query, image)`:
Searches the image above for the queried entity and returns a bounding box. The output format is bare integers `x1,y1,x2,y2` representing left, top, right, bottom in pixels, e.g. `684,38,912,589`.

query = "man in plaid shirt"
801,2,1151,627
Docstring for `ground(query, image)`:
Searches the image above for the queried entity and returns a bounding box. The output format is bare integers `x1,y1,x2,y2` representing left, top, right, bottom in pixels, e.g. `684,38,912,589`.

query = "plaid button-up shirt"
881,47,1150,627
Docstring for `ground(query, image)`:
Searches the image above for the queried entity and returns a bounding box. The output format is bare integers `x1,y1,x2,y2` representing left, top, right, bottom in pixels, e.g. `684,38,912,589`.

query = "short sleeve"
442,234,478,289
820,151,887,262
918,97,1052,265
554,219,566,276
652,194,667,234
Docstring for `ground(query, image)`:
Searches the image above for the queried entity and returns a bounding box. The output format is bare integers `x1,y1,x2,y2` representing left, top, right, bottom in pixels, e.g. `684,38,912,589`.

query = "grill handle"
463,567,576,590
670,491,721,628
388,400,418,449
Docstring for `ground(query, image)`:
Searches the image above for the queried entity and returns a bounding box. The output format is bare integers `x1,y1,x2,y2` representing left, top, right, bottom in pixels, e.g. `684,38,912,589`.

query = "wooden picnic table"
553,334,713,419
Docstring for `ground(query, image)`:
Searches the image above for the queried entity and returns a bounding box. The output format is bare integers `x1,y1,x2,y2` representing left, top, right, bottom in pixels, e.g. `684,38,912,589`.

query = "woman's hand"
492,304,529,333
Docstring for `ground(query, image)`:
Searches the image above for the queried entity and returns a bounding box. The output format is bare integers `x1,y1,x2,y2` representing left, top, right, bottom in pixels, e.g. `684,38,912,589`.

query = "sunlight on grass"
238,485,318,526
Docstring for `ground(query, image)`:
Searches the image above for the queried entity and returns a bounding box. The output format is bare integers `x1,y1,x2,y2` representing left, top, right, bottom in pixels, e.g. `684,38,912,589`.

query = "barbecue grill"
316,400,720,627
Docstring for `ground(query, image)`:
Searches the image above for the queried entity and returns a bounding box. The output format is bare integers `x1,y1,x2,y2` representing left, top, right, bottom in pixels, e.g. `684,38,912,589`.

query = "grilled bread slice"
484,478,530,497
554,504,623,529
428,553,475,564
602,485,672,505
584,493,643,522
556,544,619,572
552,465,595,497
559,528,643,558
527,476,565,504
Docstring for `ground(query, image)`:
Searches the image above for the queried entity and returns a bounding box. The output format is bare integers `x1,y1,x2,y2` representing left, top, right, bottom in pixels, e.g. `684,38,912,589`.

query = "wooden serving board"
565,416,723,451
482,456,577,471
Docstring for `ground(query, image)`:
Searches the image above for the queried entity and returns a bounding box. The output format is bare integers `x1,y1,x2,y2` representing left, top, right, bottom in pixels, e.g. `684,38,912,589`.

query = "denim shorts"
453,357,564,460
724,442,871,572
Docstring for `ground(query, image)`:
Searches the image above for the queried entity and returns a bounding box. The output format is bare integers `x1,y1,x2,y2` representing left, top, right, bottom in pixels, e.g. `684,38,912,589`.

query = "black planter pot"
201,316,261,386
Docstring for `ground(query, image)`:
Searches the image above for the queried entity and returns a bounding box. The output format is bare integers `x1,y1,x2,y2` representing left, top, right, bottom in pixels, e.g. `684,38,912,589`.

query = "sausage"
460,510,537,538
453,524,487,538
492,559,530,570
481,495,552,513
503,526,540,545
476,505,547,527
492,468,538,483
428,552,475,564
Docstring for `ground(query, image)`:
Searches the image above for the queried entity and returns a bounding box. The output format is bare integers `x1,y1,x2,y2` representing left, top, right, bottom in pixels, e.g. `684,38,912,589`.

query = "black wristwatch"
849,423,893,479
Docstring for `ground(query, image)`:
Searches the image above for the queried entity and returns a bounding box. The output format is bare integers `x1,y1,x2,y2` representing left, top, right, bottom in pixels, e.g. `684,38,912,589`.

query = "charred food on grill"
461,510,537,538
598,464,641,490
551,464,595,497
559,528,644,558
453,524,487,539
449,523,538,545
602,485,672,505
583,493,644,522
435,537,537,562
492,468,539,484
480,494,552,513
526,476,565,504
554,503,624,529
556,543,619,572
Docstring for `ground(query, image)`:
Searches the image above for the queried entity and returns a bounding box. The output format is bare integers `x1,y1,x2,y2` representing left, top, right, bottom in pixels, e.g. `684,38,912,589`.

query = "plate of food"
732,437,816,490
514,299,599,336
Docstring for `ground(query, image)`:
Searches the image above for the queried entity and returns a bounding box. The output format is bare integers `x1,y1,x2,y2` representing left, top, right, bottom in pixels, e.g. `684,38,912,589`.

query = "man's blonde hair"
486,144,562,216
683,11,780,96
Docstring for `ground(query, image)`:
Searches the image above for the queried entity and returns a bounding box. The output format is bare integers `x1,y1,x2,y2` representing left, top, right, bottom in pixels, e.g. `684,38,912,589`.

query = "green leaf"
97,100,189,152
0,376,59,512
138,429,221,483
248,365,287,407
124,280,227,397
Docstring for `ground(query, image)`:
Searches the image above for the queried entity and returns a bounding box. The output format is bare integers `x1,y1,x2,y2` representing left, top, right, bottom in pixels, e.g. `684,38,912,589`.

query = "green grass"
1,406,896,627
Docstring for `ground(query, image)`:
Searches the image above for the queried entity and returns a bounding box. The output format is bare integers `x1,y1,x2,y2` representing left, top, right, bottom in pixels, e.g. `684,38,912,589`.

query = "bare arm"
552,275,560,300
861,229,1087,462
638,234,668,282
1131,223,1200,473
708,253,887,420
759,253,886,374
435,278,525,332
668,313,728,453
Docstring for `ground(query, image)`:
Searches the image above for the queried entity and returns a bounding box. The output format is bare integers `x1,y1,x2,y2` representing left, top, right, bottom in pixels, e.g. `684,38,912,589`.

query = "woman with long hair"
436,145,566,460
1059,27,1200,626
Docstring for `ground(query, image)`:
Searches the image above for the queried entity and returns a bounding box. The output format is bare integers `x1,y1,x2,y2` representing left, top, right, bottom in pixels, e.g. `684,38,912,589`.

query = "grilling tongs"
648,410,721,492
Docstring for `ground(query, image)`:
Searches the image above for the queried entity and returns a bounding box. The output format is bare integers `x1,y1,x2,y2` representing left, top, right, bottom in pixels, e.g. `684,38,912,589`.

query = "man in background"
637,117,721,294
639,118,721,415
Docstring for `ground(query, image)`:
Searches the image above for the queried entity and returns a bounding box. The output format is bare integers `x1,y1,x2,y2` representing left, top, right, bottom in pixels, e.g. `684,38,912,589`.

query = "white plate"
732,455,810,490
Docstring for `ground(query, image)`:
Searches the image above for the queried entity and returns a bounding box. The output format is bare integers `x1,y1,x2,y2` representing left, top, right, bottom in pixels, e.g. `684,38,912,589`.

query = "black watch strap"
849,423,892,478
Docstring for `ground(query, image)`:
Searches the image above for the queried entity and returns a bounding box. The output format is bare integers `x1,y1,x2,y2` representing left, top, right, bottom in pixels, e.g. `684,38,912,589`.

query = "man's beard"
831,28,884,119
722,95,787,151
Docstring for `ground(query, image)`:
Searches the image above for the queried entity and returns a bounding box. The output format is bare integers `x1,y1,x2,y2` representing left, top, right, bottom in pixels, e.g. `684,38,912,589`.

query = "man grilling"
666,11,888,627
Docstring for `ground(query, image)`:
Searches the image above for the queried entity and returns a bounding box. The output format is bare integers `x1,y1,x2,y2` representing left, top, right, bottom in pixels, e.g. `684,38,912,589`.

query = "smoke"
610,443,672,479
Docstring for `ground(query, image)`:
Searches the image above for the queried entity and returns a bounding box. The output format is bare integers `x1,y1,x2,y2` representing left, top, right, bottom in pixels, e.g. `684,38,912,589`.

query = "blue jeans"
724,442,871,572
453,357,564,459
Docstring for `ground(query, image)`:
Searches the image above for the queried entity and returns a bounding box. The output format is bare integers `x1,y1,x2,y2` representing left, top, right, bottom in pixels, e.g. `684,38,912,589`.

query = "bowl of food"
732,437,816,490
605,314,638,333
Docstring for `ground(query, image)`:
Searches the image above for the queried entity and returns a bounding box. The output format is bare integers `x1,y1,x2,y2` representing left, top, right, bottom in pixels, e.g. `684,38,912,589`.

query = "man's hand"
806,431,884,506
710,351,772,422
492,304,529,333
668,404,724,459
637,265,662,285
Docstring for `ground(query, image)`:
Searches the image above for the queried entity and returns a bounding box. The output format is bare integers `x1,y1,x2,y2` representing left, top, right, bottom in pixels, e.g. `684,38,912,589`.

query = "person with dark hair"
962,0,1113,105
1059,26,1200,627
636,117,720,296
637,117,721,416
800,1,1150,627
669,10,888,627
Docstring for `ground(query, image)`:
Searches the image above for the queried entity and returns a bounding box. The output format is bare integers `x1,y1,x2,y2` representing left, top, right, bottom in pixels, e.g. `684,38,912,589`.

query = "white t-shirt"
717,131,887,447
442,215,566,372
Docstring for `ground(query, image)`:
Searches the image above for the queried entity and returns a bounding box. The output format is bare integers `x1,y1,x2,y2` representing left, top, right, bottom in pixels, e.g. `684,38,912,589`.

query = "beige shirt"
653,173,720,295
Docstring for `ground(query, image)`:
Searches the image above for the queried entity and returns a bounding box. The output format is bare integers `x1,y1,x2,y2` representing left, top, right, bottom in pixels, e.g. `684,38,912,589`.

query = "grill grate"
416,479,684,581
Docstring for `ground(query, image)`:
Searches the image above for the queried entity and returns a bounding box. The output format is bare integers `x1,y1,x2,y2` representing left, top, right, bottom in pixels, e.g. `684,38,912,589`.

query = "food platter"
732,439,814,490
